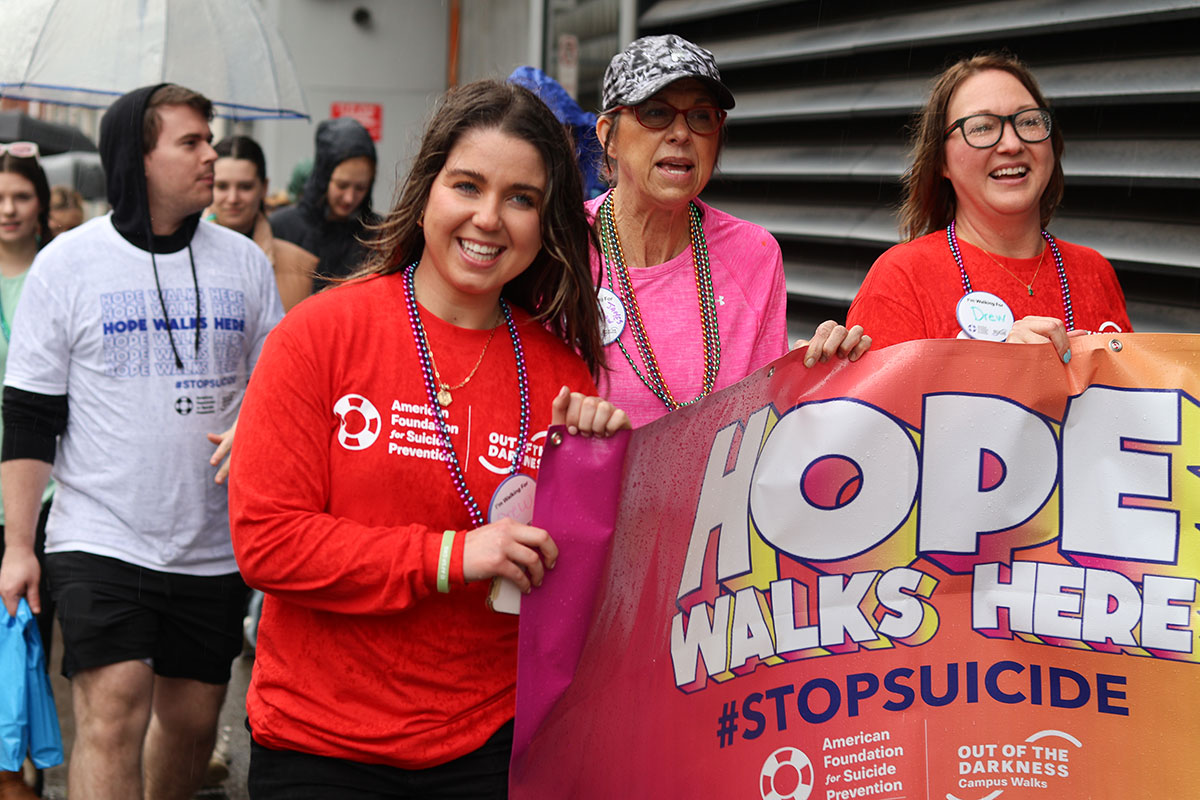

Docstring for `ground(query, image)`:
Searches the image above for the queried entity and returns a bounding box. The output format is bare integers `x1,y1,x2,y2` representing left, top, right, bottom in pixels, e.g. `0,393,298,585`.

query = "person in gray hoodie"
270,117,378,291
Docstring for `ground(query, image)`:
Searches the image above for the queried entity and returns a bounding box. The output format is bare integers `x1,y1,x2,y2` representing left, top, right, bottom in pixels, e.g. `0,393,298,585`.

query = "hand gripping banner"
512,334,1200,800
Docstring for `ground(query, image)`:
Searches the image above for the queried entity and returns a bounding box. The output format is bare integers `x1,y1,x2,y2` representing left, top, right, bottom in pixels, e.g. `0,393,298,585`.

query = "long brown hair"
0,152,53,248
899,53,1065,242
358,80,605,377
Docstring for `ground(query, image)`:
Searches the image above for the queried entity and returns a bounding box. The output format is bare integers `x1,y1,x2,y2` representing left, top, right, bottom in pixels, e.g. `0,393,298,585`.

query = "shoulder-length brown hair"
358,80,604,377
899,52,1065,242
0,152,53,248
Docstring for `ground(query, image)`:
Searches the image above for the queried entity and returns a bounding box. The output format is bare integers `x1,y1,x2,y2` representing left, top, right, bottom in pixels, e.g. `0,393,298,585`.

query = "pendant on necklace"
1027,287,1034,296
437,387,453,407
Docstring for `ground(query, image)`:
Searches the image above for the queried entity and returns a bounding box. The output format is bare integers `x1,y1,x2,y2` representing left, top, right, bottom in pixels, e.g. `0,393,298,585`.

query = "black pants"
248,720,513,799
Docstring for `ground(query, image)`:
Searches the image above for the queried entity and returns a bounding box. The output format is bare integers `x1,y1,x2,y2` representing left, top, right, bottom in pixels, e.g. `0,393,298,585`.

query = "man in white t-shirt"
0,84,282,799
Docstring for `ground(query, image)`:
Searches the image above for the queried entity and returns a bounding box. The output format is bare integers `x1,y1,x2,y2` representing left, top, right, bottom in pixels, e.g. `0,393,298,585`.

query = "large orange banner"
512,334,1200,799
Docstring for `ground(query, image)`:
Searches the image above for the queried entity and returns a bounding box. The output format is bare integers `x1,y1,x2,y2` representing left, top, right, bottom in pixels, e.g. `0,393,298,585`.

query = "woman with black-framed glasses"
848,52,1130,354
591,34,869,427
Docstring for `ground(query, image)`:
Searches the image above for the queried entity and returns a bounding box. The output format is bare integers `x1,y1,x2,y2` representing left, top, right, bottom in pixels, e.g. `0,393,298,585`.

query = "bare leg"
142,676,228,800
68,660,154,800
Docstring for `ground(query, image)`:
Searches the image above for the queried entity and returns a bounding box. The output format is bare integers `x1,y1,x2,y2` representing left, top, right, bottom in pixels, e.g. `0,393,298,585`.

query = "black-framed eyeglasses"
617,100,727,135
944,108,1053,149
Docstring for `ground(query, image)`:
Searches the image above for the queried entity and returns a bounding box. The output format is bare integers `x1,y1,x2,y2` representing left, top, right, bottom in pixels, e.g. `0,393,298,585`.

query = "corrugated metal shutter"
546,0,623,112
635,0,1200,336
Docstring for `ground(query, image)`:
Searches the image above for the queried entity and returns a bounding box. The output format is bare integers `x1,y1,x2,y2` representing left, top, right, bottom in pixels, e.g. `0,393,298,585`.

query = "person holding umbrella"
0,84,282,800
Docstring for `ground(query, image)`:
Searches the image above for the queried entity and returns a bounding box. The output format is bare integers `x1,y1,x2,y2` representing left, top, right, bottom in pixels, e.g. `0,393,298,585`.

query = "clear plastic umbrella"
0,0,309,120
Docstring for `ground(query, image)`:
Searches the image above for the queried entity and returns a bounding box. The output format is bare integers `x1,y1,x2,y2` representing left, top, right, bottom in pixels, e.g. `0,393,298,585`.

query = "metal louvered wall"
546,0,623,113
633,0,1200,336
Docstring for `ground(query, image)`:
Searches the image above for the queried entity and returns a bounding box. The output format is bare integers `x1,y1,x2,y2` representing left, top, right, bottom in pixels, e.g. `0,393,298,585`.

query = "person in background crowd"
847,52,1130,354
269,119,377,291
592,34,870,427
0,84,282,800
0,141,55,800
286,157,312,205
230,79,627,798
47,185,84,237
208,135,318,311
508,65,605,199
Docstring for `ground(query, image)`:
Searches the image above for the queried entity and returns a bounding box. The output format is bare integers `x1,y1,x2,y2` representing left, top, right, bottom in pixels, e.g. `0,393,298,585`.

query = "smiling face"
0,171,41,247
414,126,547,326
942,69,1054,232
326,156,374,221
212,157,266,234
598,78,720,212
143,103,216,233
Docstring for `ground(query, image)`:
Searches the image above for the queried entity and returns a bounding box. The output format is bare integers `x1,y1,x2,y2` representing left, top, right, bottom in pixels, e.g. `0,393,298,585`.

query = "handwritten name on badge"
956,291,1013,341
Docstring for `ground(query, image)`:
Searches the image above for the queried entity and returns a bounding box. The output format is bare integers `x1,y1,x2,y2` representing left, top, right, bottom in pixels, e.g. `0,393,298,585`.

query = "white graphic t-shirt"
5,215,283,575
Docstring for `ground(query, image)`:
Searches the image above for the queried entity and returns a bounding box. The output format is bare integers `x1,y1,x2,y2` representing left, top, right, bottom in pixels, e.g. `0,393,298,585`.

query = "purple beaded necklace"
947,220,1074,331
403,262,530,527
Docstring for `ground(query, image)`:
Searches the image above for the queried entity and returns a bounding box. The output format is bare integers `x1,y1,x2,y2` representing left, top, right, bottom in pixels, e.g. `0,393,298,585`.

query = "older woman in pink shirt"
590,35,869,426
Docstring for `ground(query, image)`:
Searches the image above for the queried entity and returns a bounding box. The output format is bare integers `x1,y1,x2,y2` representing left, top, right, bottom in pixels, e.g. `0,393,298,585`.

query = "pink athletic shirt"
588,192,788,427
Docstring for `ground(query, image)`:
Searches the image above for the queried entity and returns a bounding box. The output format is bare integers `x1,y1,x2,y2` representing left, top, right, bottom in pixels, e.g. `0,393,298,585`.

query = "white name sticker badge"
956,291,1014,342
487,473,537,616
488,473,536,525
597,287,626,345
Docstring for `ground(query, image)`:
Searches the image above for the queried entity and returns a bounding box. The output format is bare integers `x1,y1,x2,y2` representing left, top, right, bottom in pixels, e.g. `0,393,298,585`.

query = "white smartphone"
488,577,522,615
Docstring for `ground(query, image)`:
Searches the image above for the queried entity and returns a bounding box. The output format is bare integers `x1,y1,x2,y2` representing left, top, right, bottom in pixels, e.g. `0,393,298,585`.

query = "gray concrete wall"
457,0,538,83
258,0,450,212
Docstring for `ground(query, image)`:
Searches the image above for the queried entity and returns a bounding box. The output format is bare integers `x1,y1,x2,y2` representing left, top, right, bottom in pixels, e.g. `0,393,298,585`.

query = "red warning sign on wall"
330,102,382,141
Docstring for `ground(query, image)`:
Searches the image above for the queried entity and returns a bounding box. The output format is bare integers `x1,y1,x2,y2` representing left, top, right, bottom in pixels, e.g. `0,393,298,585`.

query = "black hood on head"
298,117,377,220
100,83,200,252
99,84,204,371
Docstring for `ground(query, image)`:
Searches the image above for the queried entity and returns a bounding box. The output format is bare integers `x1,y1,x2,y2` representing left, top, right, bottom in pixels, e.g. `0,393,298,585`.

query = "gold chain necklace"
979,244,1046,296
426,316,500,407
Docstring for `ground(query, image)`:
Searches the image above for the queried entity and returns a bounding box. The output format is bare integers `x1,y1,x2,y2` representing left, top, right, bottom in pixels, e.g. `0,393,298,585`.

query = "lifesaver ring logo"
334,394,381,451
760,746,814,800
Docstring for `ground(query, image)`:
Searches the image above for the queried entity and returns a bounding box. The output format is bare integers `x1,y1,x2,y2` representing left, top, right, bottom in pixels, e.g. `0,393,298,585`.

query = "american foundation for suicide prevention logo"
334,393,381,450
760,746,814,800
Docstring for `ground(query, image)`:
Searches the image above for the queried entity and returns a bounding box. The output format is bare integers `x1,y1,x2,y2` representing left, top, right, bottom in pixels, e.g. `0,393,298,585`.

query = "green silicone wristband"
437,529,455,593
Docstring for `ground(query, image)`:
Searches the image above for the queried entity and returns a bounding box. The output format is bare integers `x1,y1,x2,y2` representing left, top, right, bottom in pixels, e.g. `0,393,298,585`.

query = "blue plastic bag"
1,599,63,771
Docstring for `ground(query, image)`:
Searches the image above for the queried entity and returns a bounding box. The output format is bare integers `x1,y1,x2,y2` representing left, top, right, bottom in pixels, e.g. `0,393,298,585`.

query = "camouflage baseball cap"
601,34,735,112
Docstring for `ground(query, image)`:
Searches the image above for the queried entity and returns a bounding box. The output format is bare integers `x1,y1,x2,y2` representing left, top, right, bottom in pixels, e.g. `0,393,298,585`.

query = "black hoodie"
99,84,201,254
269,117,378,290
99,84,202,369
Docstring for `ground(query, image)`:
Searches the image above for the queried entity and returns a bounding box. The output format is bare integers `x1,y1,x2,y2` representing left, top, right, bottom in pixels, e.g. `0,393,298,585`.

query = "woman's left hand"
792,320,872,367
551,386,631,437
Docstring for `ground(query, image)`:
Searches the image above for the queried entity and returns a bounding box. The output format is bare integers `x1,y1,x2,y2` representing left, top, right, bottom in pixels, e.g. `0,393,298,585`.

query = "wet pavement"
38,621,253,799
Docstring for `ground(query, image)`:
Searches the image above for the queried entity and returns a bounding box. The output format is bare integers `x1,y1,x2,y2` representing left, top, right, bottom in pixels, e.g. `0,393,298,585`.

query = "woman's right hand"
1006,316,1088,363
462,517,558,593
0,546,41,617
